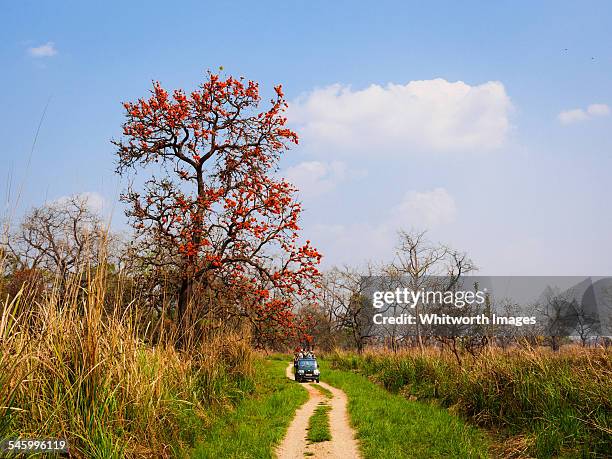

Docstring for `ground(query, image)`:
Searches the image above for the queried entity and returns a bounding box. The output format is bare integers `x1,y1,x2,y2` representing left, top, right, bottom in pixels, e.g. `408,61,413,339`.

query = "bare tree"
567,298,600,346
386,230,476,352
320,266,377,353
537,288,574,351
4,195,107,278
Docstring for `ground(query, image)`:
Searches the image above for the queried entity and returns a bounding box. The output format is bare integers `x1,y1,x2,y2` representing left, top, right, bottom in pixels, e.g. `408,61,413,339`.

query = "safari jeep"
294,358,320,383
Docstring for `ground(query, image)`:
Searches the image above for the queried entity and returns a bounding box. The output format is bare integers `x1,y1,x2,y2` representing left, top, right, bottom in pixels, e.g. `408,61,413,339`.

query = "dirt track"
276,363,361,459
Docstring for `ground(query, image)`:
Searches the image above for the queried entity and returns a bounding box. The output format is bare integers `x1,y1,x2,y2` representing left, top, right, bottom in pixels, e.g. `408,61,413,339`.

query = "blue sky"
2,1,611,274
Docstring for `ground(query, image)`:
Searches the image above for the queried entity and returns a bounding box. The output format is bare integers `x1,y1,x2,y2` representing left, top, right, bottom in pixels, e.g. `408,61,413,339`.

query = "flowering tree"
114,72,321,344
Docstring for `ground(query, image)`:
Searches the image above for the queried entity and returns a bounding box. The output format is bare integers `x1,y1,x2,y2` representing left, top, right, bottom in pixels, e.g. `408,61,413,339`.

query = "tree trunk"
415,303,424,352
356,336,364,354
450,337,462,367
551,335,560,352
177,276,194,347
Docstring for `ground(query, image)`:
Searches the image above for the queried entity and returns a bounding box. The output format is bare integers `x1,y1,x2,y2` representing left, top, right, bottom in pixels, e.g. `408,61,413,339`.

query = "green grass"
310,383,332,398
318,360,489,459
266,353,291,361
307,403,332,443
329,349,612,458
192,358,307,459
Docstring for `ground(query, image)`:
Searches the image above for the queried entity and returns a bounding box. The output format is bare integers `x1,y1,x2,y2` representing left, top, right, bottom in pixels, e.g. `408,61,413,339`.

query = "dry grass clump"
0,266,254,458
330,345,612,457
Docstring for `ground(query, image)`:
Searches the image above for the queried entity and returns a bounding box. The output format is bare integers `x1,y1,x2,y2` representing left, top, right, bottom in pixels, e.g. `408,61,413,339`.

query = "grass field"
192,358,307,458
318,359,489,458
6,266,607,459
328,348,612,458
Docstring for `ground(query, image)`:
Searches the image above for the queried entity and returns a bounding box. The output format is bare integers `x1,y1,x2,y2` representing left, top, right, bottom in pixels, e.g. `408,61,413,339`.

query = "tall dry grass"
0,263,254,458
330,346,612,458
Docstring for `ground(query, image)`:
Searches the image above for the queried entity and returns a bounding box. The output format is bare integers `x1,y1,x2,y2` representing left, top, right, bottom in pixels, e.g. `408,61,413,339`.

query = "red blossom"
115,71,321,344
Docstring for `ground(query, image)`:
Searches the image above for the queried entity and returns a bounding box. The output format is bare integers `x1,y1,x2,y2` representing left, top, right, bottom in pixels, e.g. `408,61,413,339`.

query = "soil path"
276,363,361,459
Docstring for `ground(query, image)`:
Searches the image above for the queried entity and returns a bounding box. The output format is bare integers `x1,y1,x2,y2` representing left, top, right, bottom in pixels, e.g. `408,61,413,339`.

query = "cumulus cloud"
288,79,512,155
558,103,610,124
283,161,366,198
27,42,58,58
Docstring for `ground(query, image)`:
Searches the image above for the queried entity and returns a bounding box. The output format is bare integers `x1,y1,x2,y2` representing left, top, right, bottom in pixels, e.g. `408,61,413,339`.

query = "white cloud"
283,161,366,198
288,79,512,155
309,188,456,266
27,42,58,58
52,192,108,215
558,109,588,125
558,103,610,124
79,192,107,213
587,103,610,117
391,188,456,228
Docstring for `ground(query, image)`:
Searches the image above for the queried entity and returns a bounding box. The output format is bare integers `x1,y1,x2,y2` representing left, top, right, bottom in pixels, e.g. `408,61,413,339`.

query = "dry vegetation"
329,346,612,457
0,260,254,458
